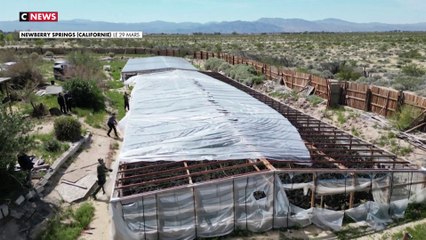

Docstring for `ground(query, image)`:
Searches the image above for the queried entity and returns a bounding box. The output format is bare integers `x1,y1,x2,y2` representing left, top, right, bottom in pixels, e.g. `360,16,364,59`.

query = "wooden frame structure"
112,72,422,210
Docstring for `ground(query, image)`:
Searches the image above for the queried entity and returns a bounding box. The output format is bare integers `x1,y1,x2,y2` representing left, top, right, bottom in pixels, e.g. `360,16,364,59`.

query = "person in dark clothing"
107,113,119,138
124,92,130,111
17,152,50,184
64,91,73,112
57,93,67,114
17,152,35,171
92,158,112,200
17,152,50,171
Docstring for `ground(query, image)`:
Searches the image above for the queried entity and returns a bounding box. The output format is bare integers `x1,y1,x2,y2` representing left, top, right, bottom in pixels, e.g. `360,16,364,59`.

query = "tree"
66,51,105,83
7,58,44,89
0,32,4,46
63,79,105,111
20,81,46,118
0,102,34,181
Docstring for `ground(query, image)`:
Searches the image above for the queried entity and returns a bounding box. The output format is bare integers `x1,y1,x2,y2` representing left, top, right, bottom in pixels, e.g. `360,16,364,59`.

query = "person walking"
124,92,130,111
57,93,67,114
107,113,119,138
92,158,112,200
64,91,73,112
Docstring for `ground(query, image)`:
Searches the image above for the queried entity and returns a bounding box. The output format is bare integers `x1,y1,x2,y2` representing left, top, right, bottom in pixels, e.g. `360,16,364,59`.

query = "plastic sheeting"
111,173,348,240
111,171,426,240
112,173,278,240
119,70,310,163
122,56,197,74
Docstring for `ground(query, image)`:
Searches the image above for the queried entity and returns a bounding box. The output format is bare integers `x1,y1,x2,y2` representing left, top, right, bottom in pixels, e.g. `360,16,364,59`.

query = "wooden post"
384,91,391,117
387,173,394,206
192,187,198,238
349,174,356,209
310,173,317,208
396,90,405,112
365,88,372,112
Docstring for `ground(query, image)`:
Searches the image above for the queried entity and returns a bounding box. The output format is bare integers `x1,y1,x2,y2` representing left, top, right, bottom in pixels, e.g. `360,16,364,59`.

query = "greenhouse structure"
111,57,426,240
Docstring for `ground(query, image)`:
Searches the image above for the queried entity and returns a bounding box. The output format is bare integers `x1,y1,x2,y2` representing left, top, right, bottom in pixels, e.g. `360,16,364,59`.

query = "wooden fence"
4,47,426,117
194,50,426,117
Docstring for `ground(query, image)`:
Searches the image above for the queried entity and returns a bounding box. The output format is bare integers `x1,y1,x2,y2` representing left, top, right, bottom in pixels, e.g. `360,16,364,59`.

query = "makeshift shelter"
121,56,197,80
111,57,426,240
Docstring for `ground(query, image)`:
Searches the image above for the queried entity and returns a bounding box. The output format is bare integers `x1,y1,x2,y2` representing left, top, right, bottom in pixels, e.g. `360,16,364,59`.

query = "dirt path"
79,199,112,240
40,122,120,239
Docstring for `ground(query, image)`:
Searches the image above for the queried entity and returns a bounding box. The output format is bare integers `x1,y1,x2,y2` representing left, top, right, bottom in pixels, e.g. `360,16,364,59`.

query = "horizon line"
0,17,425,25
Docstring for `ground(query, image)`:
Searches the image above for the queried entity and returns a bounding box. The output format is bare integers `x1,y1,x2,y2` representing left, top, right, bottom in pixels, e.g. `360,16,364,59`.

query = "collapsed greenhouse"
111,57,426,240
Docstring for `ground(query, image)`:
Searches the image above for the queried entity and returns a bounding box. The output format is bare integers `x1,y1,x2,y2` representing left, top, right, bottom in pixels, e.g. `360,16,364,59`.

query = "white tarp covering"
119,69,310,163
122,56,197,74
111,170,426,240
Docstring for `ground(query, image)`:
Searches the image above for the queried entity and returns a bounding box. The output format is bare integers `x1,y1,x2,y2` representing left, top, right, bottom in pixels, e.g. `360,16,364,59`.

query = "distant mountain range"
1,18,426,33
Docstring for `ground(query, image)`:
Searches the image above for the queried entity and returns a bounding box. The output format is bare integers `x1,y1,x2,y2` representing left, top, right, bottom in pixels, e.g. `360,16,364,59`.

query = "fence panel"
311,76,329,99
370,86,399,117
346,82,368,111
404,93,426,110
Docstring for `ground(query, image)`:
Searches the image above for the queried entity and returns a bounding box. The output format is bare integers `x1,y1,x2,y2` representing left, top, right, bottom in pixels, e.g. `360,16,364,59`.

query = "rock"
49,107,62,116
15,195,25,206
25,190,36,200
0,204,9,219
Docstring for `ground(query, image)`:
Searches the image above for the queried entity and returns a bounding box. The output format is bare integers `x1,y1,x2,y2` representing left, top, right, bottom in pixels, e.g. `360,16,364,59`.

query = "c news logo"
19,12,58,22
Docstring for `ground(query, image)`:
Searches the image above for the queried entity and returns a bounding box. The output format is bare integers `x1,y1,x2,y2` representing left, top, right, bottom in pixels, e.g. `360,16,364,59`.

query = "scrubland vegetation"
3,32,425,95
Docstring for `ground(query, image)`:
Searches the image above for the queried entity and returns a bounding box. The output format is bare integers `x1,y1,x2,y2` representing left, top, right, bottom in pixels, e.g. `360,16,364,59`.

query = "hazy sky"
1,0,425,24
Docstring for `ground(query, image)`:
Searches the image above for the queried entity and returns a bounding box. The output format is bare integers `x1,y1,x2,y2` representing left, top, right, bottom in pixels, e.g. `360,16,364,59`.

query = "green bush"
401,64,426,77
228,64,257,82
41,202,95,240
218,62,232,73
74,202,95,228
7,58,44,88
66,51,105,82
63,79,105,111
405,203,426,221
336,63,362,81
391,105,422,130
43,138,61,152
392,75,425,91
399,49,422,59
306,95,324,107
249,75,264,85
54,116,81,142
204,58,226,71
